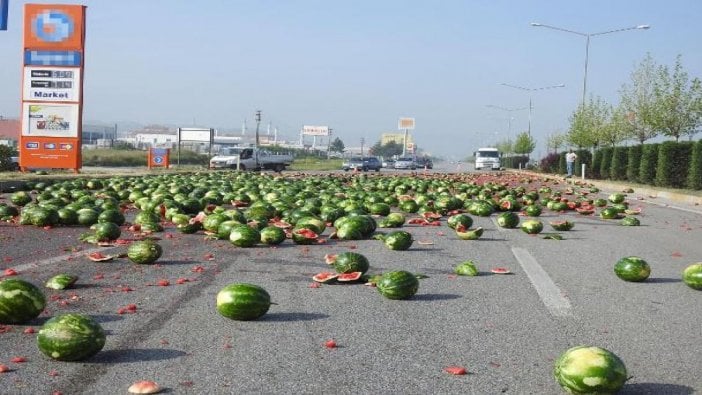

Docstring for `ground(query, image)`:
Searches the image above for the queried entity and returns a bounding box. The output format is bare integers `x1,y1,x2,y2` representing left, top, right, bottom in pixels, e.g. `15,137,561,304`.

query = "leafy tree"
619,53,660,144
567,96,611,149
329,137,345,153
495,138,513,155
546,132,566,153
652,55,702,141
369,140,403,157
599,105,629,147
513,132,536,157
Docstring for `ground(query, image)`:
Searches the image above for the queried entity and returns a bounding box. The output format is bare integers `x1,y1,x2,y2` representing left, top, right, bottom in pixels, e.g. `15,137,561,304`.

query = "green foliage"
687,139,702,190
626,145,643,182
591,149,603,179
369,140,403,158
655,141,693,188
639,143,659,184
558,152,567,175
502,155,529,169
610,146,629,180
652,55,702,141
81,149,208,167
546,133,566,153
619,53,660,144
568,96,612,149
574,149,592,177
495,139,513,155
513,132,536,156
113,141,137,150
329,137,345,153
599,147,613,180
0,145,17,171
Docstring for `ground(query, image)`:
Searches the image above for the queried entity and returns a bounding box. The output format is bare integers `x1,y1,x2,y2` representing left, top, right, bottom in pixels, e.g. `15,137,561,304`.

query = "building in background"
0,117,20,148
381,132,413,147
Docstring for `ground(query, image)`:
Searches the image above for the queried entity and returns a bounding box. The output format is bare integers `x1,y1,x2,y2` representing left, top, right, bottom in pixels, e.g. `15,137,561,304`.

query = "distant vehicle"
209,147,293,172
10,156,19,171
394,157,416,170
474,147,501,170
342,157,381,172
414,157,433,169
382,159,395,168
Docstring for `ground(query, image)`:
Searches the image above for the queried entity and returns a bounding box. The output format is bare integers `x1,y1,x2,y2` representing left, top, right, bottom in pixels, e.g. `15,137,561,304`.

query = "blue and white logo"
153,156,164,164
33,10,74,43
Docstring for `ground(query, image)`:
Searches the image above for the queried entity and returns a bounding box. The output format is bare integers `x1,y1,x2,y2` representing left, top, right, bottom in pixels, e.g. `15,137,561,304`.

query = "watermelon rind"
682,263,702,290
455,261,479,276
614,256,651,282
554,346,627,394
377,270,419,300
456,226,483,240
216,283,272,321
312,272,338,283
45,274,78,290
37,313,106,361
0,278,46,324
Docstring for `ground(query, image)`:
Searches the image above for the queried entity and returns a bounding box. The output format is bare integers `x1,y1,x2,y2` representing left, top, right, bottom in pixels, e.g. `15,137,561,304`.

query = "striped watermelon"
216,283,272,321
37,313,106,361
376,271,419,300
554,346,627,394
0,278,46,324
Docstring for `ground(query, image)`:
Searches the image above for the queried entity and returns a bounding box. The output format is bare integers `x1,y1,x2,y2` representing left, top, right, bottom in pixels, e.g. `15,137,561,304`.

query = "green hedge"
0,145,17,171
591,149,603,179
574,149,592,177
626,145,643,182
598,147,613,180
610,146,628,180
688,139,702,190
655,141,693,188
639,143,659,184
558,152,567,175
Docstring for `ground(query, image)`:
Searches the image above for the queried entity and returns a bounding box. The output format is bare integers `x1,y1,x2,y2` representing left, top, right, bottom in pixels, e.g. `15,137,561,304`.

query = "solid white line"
511,247,573,317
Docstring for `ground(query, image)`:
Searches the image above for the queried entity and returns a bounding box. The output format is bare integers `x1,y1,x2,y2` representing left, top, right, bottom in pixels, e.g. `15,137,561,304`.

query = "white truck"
474,147,502,171
209,147,293,172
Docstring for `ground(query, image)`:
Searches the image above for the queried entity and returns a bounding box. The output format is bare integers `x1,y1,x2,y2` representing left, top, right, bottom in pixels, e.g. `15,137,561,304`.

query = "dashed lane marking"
511,247,573,317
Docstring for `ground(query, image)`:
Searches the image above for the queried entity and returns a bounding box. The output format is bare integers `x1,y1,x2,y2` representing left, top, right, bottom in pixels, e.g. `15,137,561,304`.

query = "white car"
394,157,416,170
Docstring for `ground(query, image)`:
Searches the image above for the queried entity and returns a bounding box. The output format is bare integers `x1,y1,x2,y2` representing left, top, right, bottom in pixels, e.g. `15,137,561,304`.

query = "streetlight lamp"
486,105,528,138
495,82,565,136
530,22,650,104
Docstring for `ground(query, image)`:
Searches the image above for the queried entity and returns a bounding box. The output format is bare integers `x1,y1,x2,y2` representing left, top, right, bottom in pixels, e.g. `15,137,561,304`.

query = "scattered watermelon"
376,271,419,300
496,212,520,228
45,274,78,290
331,252,370,274
455,261,479,276
455,226,483,240
312,272,338,283
37,313,106,361
229,225,261,248
620,216,640,226
216,283,272,321
491,268,511,275
554,346,627,394
336,272,363,283
682,263,702,290
383,230,414,251
127,240,163,265
549,220,574,231
614,256,651,282
0,278,46,324
520,219,544,234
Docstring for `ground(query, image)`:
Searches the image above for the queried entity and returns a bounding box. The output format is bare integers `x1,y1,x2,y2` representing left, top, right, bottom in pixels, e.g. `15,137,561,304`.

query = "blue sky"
1,0,701,158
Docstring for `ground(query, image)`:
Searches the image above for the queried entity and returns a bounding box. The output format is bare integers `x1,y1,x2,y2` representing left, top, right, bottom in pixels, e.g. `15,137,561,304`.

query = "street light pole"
530,22,650,104
498,83,565,136
254,110,261,148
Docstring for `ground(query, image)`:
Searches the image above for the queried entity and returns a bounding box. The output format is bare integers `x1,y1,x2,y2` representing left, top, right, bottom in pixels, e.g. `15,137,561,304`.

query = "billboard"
23,67,81,102
20,4,86,171
178,128,213,143
398,117,415,130
302,125,329,136
22,103,80,138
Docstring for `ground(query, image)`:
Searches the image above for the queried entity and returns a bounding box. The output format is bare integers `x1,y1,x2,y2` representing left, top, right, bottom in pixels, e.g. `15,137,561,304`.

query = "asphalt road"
0,169,700,394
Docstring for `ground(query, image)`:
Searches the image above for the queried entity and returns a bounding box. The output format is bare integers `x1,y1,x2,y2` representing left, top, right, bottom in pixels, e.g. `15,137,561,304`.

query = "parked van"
474,147,501,170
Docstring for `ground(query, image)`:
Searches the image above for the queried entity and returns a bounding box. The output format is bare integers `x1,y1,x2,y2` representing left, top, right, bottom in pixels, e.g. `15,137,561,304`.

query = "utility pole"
254,110,261,148
360,137,365,157
327,128,333,159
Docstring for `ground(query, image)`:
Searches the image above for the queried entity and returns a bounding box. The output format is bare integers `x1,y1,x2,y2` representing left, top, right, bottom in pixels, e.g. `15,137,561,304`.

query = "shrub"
591,149,603,179
558,152,567,175
655,141,693,188
503,155,528,169
598,147,613,180
610,146,628,180
574,149,592,177
687,139,702,190
639,143,659,185
539,153,560,173
0,145,17,171
626,145,643,183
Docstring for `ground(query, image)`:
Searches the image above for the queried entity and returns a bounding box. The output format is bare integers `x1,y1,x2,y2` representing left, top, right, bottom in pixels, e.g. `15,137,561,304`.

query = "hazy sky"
1,0,701,158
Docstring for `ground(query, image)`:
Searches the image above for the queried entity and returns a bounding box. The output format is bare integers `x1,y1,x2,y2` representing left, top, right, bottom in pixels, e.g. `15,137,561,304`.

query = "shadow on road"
620,383,695,394
90,348,187,363
261,312,329,322
645,277,682,284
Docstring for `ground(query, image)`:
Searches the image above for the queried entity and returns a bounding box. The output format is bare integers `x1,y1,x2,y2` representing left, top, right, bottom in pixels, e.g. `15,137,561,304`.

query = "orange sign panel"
24,4,85,50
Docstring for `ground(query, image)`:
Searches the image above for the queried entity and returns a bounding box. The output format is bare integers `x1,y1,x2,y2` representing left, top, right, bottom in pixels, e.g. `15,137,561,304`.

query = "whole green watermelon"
216,283,272,321
614,256,651,282
383,231,414,251
377,271,419,300
554,346,627,394
682,263,702,290
229,225,261,247
333,252,370,274
0,278,46,324
127,240,163,264
37,313,106,361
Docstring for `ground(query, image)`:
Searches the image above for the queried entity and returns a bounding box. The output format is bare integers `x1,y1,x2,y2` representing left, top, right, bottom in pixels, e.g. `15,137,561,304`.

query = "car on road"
414,157,433,169
382,159,395,168
394,157,416,170
342,157,381,172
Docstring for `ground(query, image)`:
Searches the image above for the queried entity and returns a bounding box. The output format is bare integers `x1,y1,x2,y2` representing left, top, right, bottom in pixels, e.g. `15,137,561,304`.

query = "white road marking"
511,247,573,317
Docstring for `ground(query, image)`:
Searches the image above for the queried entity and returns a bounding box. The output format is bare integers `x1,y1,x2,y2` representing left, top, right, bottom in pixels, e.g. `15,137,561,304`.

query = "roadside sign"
1,0,8,31
398,117,415,130
302,125,329,136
